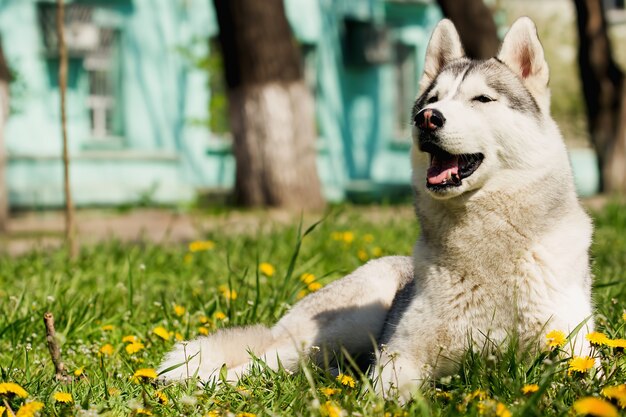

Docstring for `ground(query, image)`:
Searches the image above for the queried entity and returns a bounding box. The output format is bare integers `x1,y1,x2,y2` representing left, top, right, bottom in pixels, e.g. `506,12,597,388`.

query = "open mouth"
420,142,484,191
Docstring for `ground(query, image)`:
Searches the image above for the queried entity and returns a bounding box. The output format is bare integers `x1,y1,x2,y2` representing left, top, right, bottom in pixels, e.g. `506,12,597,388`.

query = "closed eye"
473,95,495,103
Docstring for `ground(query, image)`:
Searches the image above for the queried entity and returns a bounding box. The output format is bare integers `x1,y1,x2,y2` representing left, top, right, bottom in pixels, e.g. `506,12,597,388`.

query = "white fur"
158,17,594,404
158,256,415,382
375,17,593,401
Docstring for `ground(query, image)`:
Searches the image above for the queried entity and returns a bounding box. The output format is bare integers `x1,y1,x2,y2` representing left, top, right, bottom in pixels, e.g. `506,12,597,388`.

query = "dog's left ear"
419,19,465,93
498,17,550,106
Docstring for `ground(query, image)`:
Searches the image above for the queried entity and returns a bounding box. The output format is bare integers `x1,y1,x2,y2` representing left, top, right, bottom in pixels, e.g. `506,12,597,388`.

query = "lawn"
1,201,626,416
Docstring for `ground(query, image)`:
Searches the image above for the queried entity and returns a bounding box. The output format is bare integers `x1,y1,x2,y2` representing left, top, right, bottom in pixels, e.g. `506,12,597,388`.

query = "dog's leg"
158,256,414,383
268,256,414,369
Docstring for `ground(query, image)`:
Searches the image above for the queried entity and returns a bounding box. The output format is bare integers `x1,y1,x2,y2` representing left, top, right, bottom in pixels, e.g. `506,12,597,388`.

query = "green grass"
1,202,626,416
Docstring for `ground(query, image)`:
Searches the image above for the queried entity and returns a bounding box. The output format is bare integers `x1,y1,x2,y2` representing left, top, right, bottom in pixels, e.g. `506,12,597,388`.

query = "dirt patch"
0,205,415,256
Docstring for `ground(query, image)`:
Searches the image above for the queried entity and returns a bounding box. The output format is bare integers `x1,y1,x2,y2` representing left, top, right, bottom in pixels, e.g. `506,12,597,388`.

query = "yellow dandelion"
236,413,256,417
0,406,5,416
0,382,28,398
175,332,184,341
108,387,121,396
308,282,322,292
622,312,626,322
101,324,115,331
135,409,153,416
125,342,145,355
357,249,369,262
465,389,487,402
336,373,356,388
320,401,342,417
214,311,227,321
332,231,355,244
73,367,84,377
602,385,626,408
188,240,215,252
15,401,44,417
300,273,316,284
320,387,341,397
259,262,276,277
198,327,209,335
154,391,168,405
205,411,220,417
371,247,382,257
174,304,186,317
495,403,511,417
436,391,453,400
53,392,73,403
218,285,237,300
199,315,210,324
132,368,158,383
99,344,114,356
153,326,171,341
568,356,596,375
586,332,610,346
296,290,308,300
573,397,618,417
546,330,566,348
606,338,626,349
521,384,539,395
122,335,139,343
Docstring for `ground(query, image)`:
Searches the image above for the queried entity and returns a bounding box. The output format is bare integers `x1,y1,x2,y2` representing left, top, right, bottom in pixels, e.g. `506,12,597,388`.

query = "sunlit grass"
0,202,625,416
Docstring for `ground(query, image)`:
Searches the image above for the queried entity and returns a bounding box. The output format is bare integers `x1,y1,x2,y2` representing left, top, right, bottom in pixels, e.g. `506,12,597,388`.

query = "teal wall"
0,0,441,207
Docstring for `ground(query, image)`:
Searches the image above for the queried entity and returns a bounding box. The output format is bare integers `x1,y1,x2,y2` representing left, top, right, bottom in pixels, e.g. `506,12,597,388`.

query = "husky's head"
411,17,568,200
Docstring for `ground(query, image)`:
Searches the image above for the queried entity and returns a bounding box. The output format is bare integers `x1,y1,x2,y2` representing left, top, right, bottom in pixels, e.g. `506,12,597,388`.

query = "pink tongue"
427,155,459,185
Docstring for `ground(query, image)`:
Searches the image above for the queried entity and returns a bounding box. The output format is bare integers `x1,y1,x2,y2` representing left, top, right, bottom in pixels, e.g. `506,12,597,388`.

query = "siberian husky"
159,17,594,401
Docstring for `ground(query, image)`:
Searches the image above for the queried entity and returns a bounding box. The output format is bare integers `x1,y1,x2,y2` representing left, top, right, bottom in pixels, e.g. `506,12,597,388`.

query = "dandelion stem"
43,311,71,382
127,256,134,318
141,386,149,410
100,355,110,401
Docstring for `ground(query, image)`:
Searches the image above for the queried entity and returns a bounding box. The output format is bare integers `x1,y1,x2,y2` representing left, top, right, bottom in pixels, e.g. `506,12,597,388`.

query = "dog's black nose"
415,108,445,131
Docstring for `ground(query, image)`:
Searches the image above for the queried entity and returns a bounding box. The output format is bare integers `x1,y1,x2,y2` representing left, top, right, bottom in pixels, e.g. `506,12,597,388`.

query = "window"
38,3,122,141
83,28,120,140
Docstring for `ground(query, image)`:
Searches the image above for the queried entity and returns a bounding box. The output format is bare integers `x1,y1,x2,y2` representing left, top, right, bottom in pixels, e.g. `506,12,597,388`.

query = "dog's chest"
416,248,564,342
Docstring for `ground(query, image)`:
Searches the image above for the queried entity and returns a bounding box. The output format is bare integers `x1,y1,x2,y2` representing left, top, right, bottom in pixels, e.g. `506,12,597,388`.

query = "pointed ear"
497,17,549,87
419,19,465,93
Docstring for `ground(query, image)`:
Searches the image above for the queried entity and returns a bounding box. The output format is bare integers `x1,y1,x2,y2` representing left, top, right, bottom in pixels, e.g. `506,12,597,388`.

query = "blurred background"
0,0,624,252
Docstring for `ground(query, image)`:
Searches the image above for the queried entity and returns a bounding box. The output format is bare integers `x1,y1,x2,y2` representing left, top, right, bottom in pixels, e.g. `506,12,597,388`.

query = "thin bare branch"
56,0,77,257
43,311,71,382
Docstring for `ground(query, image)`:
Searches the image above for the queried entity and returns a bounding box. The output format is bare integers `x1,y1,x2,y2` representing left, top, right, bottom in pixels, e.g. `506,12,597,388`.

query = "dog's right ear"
419,19,465,93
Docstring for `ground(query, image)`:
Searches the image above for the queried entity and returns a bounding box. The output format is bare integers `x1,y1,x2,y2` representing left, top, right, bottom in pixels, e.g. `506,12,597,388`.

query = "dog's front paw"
373,350,423,404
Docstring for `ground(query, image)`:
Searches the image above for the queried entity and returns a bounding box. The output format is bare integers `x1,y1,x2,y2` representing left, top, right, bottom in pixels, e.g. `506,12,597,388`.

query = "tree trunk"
213,0,325,210
573,0,626,193
0,39,11,233
436,0,499,59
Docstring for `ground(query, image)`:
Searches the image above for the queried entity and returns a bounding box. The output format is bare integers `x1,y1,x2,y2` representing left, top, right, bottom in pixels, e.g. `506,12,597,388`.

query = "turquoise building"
0,0,442,207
